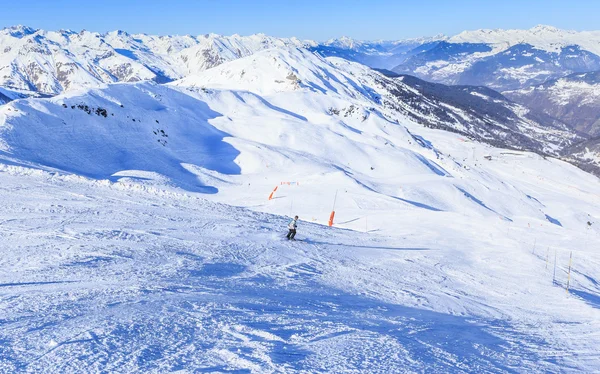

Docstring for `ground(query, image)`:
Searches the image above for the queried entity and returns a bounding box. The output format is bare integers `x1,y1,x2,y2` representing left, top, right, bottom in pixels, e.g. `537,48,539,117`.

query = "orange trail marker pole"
328,211,335,227
566,251,573,293
328,190,338,227
268,186,278,200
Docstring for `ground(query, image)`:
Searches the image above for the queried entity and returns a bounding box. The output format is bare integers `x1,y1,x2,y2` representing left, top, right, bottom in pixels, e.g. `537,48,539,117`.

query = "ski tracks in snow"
0,171,599,372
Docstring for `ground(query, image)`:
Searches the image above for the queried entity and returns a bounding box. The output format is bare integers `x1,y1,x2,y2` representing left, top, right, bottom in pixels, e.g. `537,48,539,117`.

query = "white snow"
0,26,311,95
450,24,600,56
1,46,600,372
3,24,600,99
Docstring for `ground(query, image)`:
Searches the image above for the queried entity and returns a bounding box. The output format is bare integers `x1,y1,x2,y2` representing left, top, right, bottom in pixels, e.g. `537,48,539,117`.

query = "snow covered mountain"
387,25,600,91
307,26,600,91
0,25,309,95
174,48,580,155
0,46,584,217
504,70,600,137
2,44,600,372
352,67,580,153
392,41,600,91
5,24,600,99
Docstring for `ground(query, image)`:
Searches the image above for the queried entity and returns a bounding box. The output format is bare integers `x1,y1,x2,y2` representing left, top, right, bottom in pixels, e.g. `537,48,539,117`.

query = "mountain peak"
530,24,565,34
325,36,359,49
2,25,38,38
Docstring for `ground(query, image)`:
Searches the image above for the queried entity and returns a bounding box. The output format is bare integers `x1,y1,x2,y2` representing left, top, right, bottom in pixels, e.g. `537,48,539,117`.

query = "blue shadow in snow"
114,49,139,61
570,289,600,309
190,263,246,278
0,280,76,288
544,214,562,227
1,88,241,194
333,165,443,212
526,194,545,207
392,195,443,212
232,91,307,121
456,187,512,222
182,279,556,372
414,153,449,177
409,131,434,150
337,121,362,135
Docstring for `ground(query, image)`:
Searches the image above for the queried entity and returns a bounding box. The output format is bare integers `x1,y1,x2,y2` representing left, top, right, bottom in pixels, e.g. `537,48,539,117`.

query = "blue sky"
2,0,599,40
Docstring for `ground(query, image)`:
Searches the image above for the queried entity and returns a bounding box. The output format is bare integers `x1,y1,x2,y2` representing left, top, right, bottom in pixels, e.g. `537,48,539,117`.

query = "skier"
286,215,299,240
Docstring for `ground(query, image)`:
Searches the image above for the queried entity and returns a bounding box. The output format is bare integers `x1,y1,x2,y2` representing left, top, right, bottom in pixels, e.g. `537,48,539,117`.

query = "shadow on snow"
0,85,241,194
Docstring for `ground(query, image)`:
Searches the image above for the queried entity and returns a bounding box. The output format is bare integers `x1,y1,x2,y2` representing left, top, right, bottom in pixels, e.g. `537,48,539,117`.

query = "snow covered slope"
175,48,580,154
0,47,585,213
0,82,242,193
505,71,600,137
2,160,600,372
2,46,600,372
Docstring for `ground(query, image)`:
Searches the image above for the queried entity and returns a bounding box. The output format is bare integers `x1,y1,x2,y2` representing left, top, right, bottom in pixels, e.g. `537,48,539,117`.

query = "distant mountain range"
309,35,446,70
314,26,600,91
4,24,600,97
314,26,600,141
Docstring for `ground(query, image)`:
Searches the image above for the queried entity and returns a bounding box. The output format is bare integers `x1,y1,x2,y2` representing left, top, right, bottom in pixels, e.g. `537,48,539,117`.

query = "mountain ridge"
4,24,600,97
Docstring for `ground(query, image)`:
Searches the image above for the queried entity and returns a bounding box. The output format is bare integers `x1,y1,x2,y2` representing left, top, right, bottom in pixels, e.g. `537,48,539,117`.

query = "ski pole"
566,251,573,293
332,190,338,212
553,249,557,285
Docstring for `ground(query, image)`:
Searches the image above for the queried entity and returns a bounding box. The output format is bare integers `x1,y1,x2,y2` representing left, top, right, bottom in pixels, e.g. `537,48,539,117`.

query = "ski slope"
2,147,600,372
1,163,600,373
1,47,600,372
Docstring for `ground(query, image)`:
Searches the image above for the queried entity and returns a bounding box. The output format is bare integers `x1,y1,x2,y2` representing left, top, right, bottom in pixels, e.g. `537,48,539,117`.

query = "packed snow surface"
1,47,600,373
